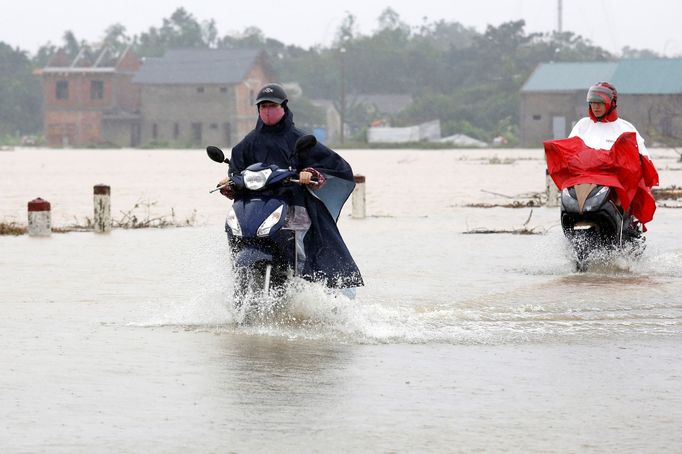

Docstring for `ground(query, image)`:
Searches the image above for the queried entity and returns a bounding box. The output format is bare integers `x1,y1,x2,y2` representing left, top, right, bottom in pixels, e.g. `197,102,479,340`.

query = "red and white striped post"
27,198,51,237
93,185,111,233
352,175,366,219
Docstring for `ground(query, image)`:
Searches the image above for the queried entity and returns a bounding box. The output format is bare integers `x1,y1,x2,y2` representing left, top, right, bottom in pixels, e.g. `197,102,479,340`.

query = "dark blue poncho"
228,107,363,288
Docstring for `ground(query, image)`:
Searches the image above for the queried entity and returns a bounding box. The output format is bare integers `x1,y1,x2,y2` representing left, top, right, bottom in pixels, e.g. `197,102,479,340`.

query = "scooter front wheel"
571,229,599,272
233,262,272,307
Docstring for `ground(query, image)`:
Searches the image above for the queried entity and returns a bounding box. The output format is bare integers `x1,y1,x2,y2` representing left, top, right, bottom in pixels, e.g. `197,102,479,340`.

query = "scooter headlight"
257,205,284,237
226,207,242,236
561,188,579,212
243,169,272,190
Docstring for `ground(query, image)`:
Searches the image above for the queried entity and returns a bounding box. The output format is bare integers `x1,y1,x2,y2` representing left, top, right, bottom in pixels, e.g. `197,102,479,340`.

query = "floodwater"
1,147,682,452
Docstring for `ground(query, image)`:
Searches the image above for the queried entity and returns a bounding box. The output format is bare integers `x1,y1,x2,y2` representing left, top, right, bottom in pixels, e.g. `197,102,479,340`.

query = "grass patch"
0,222,27,236
1,198,198,236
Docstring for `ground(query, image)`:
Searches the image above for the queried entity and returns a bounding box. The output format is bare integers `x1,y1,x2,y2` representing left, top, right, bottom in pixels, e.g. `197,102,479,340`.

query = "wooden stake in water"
352,175,366,219
545,170,560,207
27,198,52,237
94,185,112,233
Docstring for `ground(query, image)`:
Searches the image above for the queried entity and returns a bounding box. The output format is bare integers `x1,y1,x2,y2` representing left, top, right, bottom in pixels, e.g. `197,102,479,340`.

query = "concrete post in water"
545,169,560,207
352,175,366,219
27,198,51,237
93,184,112,233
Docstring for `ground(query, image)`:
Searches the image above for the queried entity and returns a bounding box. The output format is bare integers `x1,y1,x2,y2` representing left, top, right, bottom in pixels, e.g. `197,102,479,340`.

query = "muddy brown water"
2,148,682,452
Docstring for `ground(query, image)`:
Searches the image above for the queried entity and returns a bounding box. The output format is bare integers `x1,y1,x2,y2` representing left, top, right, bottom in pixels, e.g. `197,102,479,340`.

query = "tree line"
0,7,661,145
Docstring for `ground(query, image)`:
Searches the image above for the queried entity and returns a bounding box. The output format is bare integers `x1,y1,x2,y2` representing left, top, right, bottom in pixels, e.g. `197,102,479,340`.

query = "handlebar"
287,178,320,186
209,178,318,194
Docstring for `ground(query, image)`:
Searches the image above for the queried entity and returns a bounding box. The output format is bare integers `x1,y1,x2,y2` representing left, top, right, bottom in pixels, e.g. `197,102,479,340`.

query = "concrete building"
520,59,682,147
131,48,274,148
311,94,413,143
35,47,141,147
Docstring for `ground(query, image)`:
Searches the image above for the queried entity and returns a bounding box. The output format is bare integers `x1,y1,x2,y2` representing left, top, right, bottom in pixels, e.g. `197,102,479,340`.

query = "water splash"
128,271,682,345
126,230,682,345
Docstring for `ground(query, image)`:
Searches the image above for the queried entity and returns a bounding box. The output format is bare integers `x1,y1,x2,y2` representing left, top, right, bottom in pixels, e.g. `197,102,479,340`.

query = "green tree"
102,24,133,55
33,30,85,67
397,20,613,141
620,46,660,59
62,30,82,57
135,8,213,57
0,42,42,138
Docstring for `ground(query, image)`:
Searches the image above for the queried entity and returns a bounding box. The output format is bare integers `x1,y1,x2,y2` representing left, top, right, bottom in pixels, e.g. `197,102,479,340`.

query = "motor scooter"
560,183,643,271
207,135,318,307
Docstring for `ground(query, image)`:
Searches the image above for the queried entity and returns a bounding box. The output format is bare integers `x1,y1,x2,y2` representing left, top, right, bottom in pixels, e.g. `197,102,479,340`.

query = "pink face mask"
259,105,285,125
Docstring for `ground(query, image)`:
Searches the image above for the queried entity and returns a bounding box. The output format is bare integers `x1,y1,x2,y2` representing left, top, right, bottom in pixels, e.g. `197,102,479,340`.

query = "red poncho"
544,132,659,225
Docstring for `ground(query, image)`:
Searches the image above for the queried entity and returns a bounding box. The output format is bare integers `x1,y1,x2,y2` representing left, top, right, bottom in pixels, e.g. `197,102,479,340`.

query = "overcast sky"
2,0,680,57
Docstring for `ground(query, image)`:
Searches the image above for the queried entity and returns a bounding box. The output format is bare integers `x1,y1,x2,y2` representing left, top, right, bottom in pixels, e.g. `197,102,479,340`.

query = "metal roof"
348,94,413,114
522,59,682,94
132,48,263,85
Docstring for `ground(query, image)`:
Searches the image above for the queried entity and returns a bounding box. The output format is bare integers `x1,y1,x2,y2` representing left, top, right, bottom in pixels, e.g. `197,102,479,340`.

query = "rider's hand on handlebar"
298,171,313,185
217,177,235,199
299,167,326,188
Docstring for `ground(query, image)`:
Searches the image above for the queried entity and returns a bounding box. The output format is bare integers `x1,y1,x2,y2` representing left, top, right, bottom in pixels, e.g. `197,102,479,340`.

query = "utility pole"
557,0,563,33
339,46,346,144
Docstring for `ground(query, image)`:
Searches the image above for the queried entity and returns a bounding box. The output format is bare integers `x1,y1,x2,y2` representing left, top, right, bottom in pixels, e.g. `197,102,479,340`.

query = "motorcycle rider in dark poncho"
217,83,363,290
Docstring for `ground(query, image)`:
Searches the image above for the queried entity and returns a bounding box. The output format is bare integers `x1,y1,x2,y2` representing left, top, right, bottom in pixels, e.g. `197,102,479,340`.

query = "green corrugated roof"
522,62,617,91
612,59,682,93
522,59,682,94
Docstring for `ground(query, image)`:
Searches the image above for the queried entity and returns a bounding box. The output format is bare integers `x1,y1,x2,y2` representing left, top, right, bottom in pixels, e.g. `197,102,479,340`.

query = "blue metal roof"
612,59,682,94
132,48,263,85
522,59,682,94
522,62,617,92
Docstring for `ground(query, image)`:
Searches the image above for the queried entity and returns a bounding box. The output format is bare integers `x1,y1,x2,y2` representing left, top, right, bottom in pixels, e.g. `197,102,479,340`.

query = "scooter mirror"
295,134,317,153
206,145,227,163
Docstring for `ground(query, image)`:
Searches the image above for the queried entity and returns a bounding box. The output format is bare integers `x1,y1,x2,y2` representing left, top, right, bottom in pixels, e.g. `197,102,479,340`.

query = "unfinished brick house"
36,46,142,147
131,48,275,147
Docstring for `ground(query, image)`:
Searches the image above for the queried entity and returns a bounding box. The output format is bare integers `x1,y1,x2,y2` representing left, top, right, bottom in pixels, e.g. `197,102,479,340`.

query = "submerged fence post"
93,184,111,233
352,175,366,219
545,169,560,207
27,198,51,237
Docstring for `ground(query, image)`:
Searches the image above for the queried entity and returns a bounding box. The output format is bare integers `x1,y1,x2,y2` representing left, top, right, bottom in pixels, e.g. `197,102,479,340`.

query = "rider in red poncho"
545,82,659,232
569,82,650,158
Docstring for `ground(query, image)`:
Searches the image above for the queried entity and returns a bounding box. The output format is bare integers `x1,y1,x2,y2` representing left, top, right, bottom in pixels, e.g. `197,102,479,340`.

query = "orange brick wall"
43,73,114,109
234,64,273,139
41,68,140,146
45,110,101,147
113,48,142,112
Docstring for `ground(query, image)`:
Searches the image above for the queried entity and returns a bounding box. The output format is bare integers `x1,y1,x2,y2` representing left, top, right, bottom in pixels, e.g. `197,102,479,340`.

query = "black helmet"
255,83,288,105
